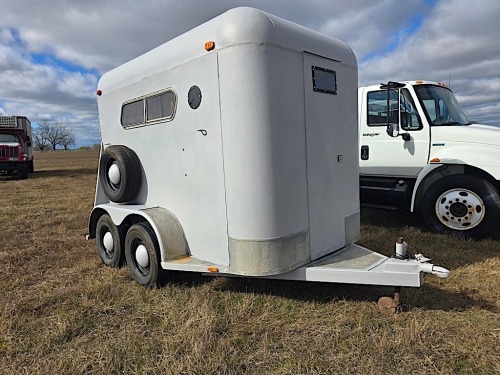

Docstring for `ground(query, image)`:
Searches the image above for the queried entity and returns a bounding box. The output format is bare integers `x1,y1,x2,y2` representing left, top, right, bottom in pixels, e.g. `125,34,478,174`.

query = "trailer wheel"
421,175,500,238
99,145,142,203
96,214,125,267
125,223,162,287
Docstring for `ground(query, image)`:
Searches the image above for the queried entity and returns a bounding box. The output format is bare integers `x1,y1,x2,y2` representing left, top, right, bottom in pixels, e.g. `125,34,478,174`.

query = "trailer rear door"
303,53,346,260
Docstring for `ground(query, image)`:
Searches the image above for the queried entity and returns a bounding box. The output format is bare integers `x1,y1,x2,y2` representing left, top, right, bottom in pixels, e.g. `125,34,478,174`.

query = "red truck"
0,116,34,179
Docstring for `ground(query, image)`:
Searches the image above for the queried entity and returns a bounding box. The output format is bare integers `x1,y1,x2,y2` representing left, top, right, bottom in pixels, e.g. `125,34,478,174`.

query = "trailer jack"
377,237,450,313
378,286,402,314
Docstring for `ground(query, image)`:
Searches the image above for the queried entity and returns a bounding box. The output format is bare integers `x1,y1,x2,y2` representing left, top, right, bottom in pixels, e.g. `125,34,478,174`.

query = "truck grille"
0,147,17,158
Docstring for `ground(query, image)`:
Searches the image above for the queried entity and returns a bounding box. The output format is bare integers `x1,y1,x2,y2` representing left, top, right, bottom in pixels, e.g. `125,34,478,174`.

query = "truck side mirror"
386,123,399,137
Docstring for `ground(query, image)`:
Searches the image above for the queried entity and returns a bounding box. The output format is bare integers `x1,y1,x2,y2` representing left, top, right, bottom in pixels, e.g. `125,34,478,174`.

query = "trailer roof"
98,7,356,93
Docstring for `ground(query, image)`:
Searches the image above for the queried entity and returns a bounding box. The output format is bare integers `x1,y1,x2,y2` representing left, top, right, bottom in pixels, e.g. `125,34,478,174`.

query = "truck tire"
125,222,163,287
96,214,125,267
29,160,34,173
421,175,500,238
99,145,142,203
18,165,29,179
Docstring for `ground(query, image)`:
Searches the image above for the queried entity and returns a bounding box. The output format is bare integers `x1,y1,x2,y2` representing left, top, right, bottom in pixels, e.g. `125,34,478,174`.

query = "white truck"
359,81,500,238
88,8,448,306
0,116,34,179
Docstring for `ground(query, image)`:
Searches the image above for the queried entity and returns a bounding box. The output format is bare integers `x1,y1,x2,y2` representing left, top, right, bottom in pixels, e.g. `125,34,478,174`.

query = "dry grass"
0,151,499,374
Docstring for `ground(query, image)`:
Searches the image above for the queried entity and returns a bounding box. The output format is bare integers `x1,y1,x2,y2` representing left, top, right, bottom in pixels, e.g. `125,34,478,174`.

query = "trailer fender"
88,205,190,262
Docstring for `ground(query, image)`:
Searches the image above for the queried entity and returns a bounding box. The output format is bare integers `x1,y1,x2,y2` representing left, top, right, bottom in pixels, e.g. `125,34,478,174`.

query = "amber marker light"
205,41,215,51
207,266,219,273
430,158,441,163
415,80,424,84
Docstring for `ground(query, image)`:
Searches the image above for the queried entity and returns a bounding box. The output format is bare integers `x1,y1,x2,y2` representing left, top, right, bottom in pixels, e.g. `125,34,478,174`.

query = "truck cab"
359,81,500,238
0,116,34,179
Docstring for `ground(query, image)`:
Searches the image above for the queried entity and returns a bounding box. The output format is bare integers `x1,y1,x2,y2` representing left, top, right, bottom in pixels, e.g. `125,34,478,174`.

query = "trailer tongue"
159,239,448,287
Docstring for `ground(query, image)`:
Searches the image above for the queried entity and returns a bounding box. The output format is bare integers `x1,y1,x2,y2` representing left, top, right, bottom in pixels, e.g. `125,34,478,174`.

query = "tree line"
33,120,76,151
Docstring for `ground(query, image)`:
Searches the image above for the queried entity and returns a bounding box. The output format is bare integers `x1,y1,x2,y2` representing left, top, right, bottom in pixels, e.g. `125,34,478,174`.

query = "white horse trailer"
88,7,449,303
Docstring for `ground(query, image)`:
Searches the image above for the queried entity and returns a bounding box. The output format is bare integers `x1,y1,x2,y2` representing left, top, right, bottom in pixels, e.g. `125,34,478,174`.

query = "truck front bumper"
0,161,27,173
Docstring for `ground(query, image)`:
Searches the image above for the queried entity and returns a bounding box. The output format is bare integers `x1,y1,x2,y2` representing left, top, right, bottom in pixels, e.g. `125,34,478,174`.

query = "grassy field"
0,151,498,374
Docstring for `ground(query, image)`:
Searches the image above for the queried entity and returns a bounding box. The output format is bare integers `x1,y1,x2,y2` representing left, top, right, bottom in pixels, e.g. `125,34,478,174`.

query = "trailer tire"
99,145,142,203
125,223,163,287
421,175,500,238
96,214,125,267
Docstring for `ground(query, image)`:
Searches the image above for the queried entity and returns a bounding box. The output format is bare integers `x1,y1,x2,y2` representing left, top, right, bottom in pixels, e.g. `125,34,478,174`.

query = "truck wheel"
421,175,500,238
99,145,142,203
125,223,163,287
29,160,34,173
96,214,125,267
18,166,29,179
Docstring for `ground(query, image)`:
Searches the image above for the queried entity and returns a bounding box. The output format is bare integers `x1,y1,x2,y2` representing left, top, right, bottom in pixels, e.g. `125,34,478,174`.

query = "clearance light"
416,80,424,84
96,90,102,96
430,158,441,163
207,266,219,273
205,41,215,51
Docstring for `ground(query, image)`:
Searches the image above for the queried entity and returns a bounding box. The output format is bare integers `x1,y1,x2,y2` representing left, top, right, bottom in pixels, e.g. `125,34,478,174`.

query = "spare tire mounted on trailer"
99,145,142,203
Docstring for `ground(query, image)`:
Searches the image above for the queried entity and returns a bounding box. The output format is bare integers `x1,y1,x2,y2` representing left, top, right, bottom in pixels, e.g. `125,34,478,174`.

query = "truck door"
359,86,430,177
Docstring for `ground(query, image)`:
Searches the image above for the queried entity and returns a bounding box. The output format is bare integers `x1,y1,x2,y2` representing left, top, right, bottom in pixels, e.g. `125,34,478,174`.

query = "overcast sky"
1,0,499,146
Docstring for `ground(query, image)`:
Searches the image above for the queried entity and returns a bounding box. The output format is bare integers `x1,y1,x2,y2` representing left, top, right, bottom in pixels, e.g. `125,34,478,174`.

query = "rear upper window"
312,66,337,94
121,89,176,128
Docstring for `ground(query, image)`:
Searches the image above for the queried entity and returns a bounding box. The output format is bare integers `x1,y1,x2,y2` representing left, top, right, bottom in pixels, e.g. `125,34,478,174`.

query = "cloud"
0,0,499,147
358,0,500,124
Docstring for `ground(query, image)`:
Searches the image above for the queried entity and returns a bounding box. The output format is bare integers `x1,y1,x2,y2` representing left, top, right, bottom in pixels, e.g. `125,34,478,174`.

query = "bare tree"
34,120,77,151
60,128,76,150
32,122,50,152
47,122,65,151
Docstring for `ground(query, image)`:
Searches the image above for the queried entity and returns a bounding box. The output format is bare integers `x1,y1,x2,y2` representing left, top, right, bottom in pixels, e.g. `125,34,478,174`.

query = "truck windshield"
414,85,470,126
0,134,19,142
